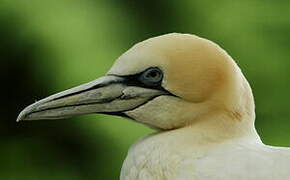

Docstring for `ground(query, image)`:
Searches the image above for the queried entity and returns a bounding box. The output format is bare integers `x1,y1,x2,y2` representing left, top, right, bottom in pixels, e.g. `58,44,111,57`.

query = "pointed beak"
17,75,167,122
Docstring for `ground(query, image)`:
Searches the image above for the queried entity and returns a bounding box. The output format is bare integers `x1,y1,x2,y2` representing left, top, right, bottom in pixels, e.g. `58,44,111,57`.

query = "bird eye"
139,67,163,87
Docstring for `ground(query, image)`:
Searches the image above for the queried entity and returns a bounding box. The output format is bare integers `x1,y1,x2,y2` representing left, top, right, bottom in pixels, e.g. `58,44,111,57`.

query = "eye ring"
139,67,163,87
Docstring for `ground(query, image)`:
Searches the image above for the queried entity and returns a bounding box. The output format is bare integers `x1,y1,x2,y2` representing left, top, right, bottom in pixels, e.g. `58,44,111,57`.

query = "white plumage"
18,33,290,180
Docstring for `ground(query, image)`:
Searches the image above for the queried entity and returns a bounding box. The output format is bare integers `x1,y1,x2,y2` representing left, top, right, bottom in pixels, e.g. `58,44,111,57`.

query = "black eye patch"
122,67,164,89
108,67,178,97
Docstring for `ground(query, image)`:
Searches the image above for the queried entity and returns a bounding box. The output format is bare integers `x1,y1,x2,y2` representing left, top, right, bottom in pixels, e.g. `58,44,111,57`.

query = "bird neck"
195,60,260,143
146,112,261,156
149,114,260,153
186,110,261,145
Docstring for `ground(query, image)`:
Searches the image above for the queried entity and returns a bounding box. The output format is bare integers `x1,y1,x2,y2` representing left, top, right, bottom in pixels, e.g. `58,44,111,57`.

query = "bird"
17,33,290,180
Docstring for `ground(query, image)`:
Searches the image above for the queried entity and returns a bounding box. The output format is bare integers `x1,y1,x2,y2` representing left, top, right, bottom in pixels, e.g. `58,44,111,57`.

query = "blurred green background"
1,0,289,179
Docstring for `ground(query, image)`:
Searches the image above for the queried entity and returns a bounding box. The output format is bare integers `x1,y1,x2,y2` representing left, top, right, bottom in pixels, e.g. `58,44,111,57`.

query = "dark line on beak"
52,85,104,101
49,70,180,104
101,94,173,119
102,112,132,119
51,76,124,102
26,94,175,120
26,94,123,117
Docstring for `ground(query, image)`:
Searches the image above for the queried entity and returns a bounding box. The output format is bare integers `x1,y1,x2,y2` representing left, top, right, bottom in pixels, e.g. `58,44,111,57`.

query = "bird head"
17,33,255,131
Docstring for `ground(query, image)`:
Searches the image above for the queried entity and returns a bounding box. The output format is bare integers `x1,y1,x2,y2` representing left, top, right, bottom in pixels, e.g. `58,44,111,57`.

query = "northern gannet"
18,33,290,180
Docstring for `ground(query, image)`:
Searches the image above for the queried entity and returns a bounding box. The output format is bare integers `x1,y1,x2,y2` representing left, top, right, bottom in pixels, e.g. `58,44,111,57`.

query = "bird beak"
17,75,167,122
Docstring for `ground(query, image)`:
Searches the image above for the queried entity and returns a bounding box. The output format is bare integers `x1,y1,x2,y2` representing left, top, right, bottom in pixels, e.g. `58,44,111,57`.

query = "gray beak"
17,75,167,122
